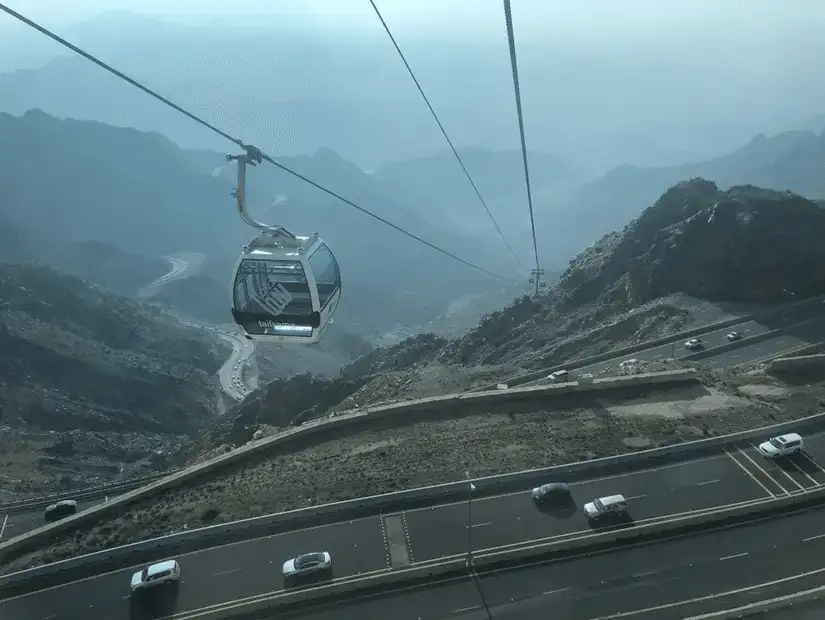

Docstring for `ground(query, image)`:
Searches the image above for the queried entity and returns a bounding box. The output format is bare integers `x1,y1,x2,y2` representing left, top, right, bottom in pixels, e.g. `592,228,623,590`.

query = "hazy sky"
3,0,824,38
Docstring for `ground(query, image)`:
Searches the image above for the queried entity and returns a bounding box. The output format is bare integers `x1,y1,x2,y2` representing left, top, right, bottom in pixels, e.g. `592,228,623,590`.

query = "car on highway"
282,552,332,581
684,338,704,350
531,482,571,504
726,331,742,341
757,432,804,458
130,560,181,593
547,370,570,383
583,494,628,521
44,499,77,522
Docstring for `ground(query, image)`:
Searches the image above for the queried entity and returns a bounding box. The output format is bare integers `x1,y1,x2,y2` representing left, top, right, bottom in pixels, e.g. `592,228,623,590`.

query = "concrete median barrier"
684,582,825,618
238,489,825,619
4,400,825,597
471,295,825,393
684,316,825,363
0,370,697,568
145,487,825,620
0,471,174,514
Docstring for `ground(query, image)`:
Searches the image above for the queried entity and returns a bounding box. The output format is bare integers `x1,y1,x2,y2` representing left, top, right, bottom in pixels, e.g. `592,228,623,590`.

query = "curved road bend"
2,309,824,542
7,432,825,619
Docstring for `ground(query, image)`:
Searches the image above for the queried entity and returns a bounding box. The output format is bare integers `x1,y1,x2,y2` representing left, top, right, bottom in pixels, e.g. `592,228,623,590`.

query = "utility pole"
466,471,476,567
529,268,545,297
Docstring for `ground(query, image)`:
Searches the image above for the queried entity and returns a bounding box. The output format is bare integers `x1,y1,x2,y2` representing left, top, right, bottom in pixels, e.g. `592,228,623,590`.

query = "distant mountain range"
0,109,531,344
4,10,824,173
542,127,825,265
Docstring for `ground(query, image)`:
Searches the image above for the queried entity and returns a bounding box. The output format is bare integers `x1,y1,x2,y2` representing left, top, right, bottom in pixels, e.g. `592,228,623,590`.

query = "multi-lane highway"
2,298,824,617
287,505,825,620
6,430,825,620
572,302,825,376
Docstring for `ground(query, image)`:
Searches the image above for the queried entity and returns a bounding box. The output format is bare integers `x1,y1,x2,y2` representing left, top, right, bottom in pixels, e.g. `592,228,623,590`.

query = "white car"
547,370,570,383
758,433,804,458
583,494,628,520
726,331,741,341
282,552,332,580
130,560,180,593
684,338,703,350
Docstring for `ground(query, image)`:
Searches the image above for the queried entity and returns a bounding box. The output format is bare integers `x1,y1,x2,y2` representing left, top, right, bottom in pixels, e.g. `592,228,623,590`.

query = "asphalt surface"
705,316,825,368
280,505,825,620
575,301,825,376
4,299,825,617
0,500,104,542
217,329,255,401
7,431,825,620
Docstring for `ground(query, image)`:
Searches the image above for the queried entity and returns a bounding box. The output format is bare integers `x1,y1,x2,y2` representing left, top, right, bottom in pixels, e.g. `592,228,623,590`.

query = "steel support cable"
502,0,541,276
0,2,514,283
368,0,526,273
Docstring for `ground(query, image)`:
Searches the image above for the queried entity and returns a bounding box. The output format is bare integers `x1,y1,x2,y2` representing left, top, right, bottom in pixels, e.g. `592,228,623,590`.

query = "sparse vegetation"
7,364,825,572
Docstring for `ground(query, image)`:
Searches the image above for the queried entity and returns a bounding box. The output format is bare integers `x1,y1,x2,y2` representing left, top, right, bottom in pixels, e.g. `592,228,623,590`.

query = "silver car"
282,552,332,580
130,560,180,593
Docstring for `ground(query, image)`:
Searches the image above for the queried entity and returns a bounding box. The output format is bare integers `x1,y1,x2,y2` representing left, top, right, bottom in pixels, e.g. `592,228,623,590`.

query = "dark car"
531,483,571,504
44,499,77,522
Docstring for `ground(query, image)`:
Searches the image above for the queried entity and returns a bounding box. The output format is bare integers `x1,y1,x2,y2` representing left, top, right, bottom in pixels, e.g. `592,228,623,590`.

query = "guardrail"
5,396,825,598
472,295,825,392
127,483,825,619
683,316,825,363
0,471,175,514
0,369,697,571
688,580,825,618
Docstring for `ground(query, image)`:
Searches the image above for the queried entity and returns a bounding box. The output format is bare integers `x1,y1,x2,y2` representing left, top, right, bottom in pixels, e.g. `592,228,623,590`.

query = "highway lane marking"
0,513,7,539
802,452,825,477
404,452,751,515
543,587,571,595
719,552,748,561
695,479,720,486
785,455,821,487
411,497,769,566
751,449,808,492
625,494,647,501
450,605,481,614
803,532,825,542
632,570,659,578
212,568,242,576
67,497,813,620
596,565,825,619
770,461,807,491
726,447,784,496
466,522,492,528
35,616,57,620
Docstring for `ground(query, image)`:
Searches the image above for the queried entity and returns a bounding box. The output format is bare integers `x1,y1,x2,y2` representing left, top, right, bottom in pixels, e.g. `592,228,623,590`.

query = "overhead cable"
369,0,526,272
502,0,541,277
0,2,514,282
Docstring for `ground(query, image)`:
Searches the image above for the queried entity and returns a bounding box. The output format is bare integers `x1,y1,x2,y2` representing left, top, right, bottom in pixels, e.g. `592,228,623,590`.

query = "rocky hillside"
188,179,819,455
545,128,825,265
0,262,230,495
557,179,825,307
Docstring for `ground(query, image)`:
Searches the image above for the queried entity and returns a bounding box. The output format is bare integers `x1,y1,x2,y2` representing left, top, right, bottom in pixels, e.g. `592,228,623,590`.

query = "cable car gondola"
227,148,341,344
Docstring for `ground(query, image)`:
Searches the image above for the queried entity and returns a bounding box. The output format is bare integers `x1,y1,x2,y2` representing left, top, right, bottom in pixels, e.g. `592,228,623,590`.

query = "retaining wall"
0,370,696,569
769,353,825,373
5,397,825,597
